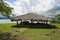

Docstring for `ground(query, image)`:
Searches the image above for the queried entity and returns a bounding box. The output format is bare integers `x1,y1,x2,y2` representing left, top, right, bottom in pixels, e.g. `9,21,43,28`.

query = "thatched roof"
11,13,53,22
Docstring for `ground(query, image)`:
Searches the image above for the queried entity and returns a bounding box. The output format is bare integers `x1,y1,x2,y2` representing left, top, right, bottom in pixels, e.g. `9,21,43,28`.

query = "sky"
4,0,60,16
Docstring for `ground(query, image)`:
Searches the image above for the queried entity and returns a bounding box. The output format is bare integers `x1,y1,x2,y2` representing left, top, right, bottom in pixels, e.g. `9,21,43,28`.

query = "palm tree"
0,0,13,17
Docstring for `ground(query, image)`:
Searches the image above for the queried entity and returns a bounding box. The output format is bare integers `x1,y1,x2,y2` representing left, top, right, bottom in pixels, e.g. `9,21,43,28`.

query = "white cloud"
4,1,14,7
5,0,56,16
13,0,56,15
55,0,60,7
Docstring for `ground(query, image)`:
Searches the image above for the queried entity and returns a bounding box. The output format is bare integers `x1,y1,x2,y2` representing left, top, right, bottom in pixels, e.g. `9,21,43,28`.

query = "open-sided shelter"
11,13,53,25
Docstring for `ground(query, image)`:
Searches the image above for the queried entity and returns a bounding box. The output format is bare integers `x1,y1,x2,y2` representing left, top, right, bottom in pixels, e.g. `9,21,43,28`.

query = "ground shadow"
12,23,58,29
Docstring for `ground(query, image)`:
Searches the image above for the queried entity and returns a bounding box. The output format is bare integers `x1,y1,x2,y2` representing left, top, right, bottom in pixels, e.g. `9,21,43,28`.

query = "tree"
54,14,60,22
0,0,13,17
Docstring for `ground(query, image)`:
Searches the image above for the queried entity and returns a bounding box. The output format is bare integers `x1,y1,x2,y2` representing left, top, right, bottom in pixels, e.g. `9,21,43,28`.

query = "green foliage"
54,14,60,22
0,0,13,17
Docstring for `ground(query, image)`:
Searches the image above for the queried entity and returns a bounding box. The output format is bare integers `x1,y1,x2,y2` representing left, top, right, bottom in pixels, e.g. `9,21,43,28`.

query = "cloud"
5,0,56,16
13,0,56,15
55,0,60,7
4,1,14,7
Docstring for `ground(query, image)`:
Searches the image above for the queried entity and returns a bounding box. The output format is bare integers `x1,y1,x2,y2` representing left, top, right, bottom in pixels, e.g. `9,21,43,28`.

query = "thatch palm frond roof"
12,13,53,22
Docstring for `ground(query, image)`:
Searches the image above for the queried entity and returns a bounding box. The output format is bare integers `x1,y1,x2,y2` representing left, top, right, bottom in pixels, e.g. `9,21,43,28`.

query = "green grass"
20,29,53,36
0,23,16,32
0,23,60,40
0,23,53,34
0,23,29,35
0,23,27,33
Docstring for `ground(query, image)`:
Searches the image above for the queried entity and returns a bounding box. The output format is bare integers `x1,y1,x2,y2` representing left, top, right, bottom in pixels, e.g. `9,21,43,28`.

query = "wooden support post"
46,22,47,24
19,19,22,24
40,21,42,23
44,21,45,24
31,20,33,23
46,21,47,24
44,21,46,24
20,20,22,23
17,21,18,26
37,20,39,23
40,20,43,24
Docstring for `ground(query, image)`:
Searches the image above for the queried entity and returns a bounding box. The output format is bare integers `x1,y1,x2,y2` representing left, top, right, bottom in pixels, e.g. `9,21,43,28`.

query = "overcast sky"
4,0,60,16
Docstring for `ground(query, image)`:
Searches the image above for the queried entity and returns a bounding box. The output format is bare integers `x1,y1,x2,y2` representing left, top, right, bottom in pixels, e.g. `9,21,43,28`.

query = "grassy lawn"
0,23,29,35
0,23,60,40
0,23,16,32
